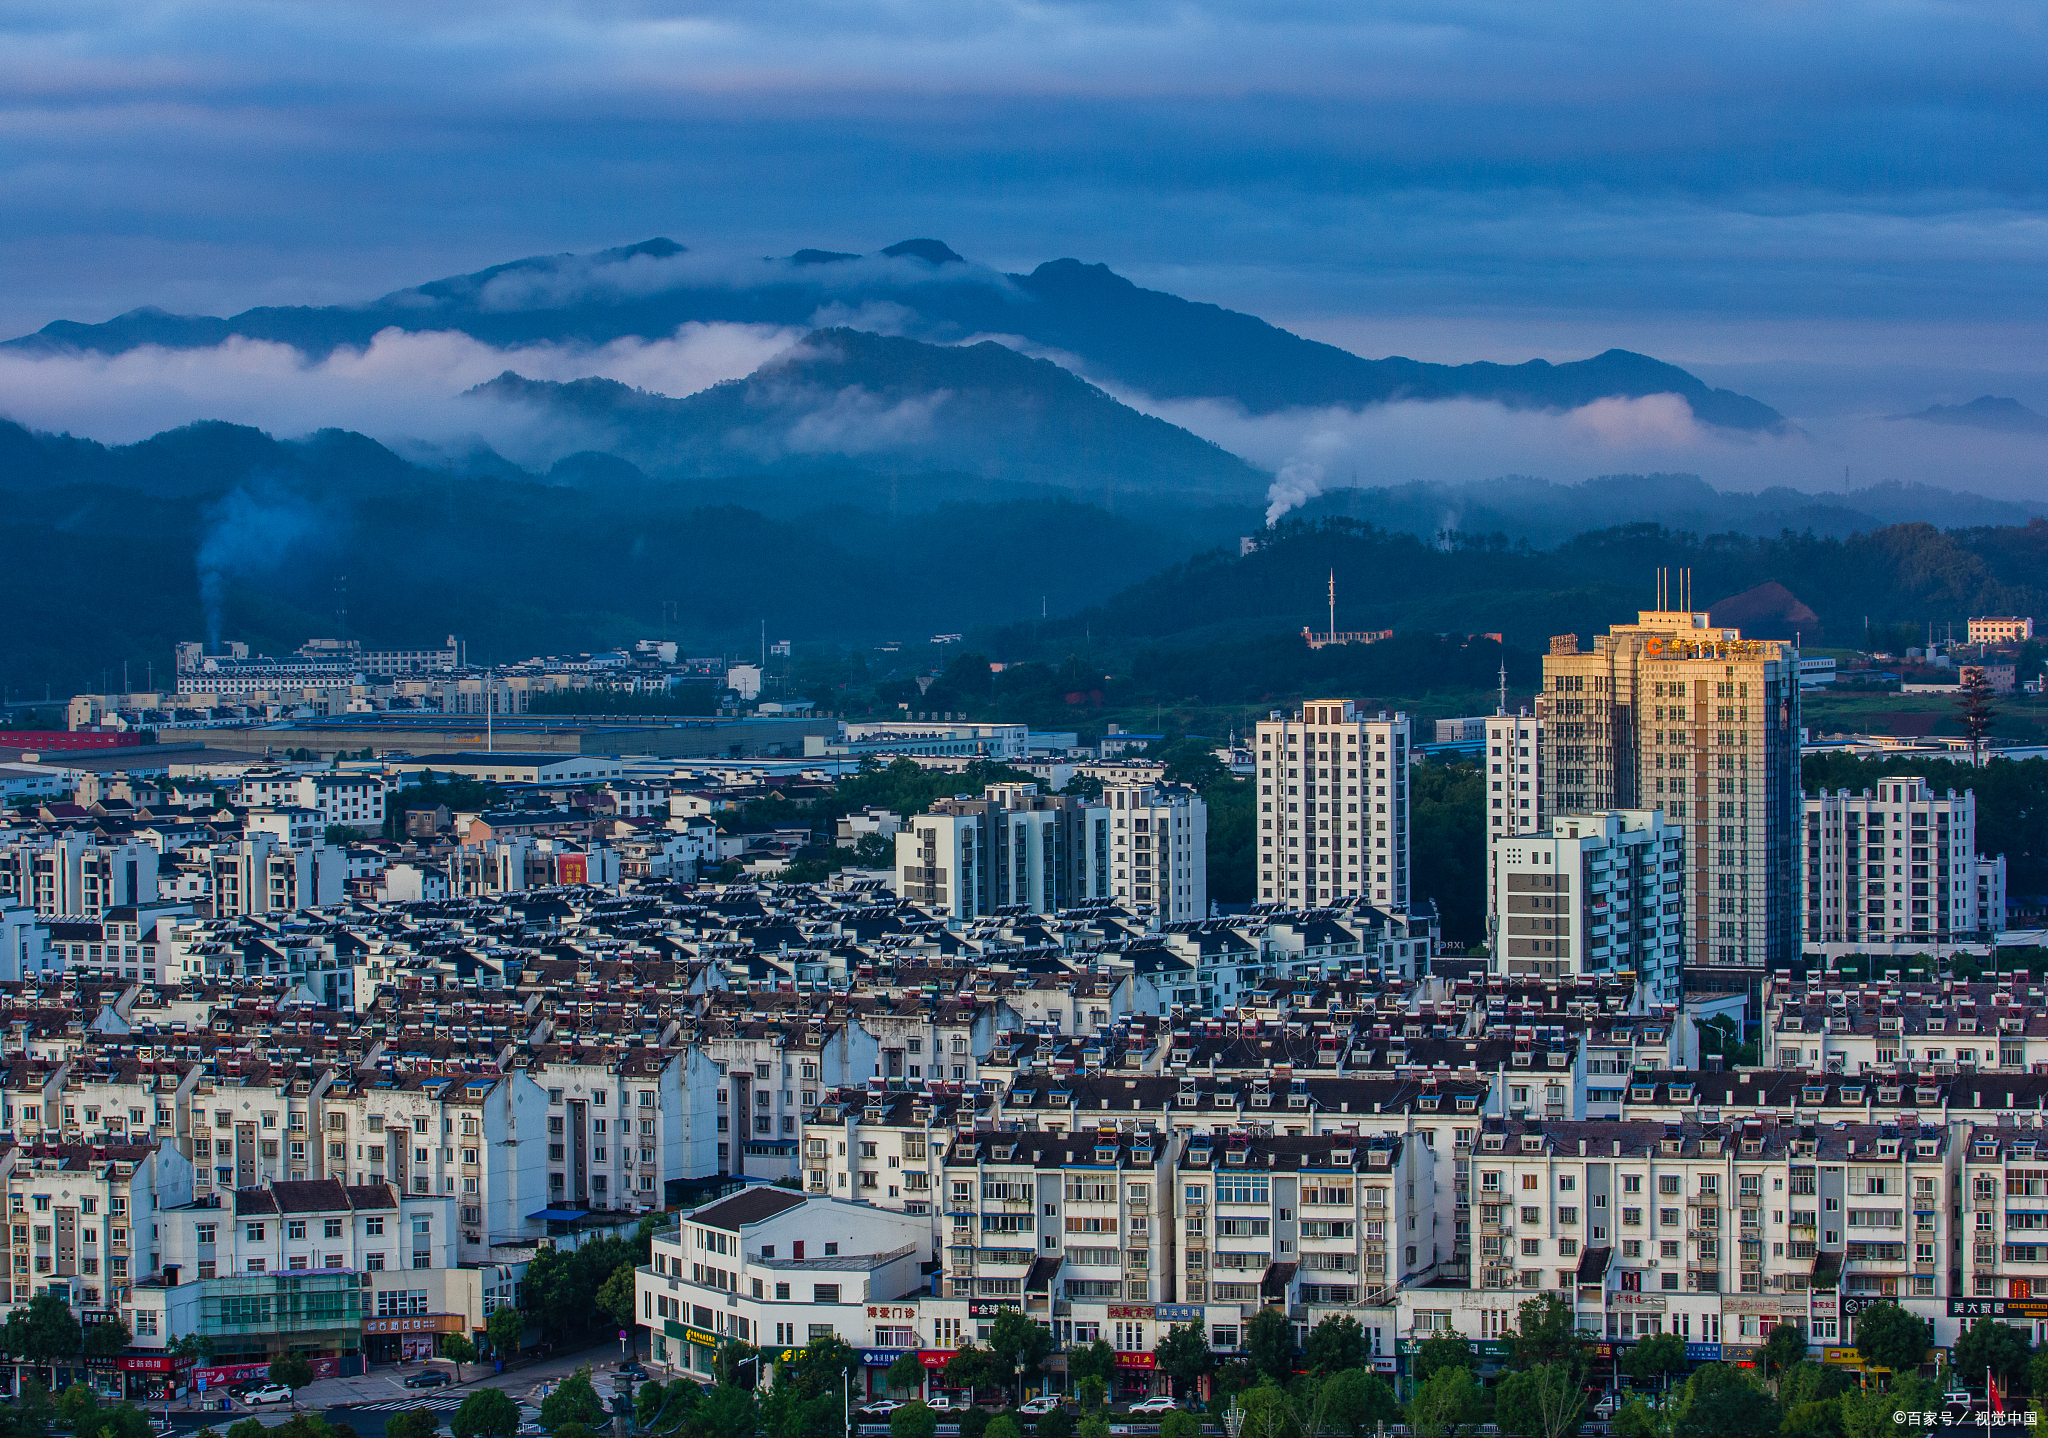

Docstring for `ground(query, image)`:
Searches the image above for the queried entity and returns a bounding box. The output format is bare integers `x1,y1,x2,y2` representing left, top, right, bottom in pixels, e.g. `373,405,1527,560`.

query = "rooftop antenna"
1328,569,1336,646
1498,659,1508,716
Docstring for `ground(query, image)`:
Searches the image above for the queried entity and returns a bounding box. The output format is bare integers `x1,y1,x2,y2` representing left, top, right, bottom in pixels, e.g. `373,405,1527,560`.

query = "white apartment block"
1466,1116,1952,1358
1100,783,1208,922
1763,979,2047,1076
4,1142,193,1317
638,1188,931,1384
234,770,386,828
208,835,347,915
1485,715,1544,837
1254,701,1412,910
894,782,1206,921
1801,776,2004,947
0,832,160,919
318,1072,549,1262
1488,811,1686,1001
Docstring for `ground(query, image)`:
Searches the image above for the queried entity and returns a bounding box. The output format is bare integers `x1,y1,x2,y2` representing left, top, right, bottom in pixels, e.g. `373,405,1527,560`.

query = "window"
287,1221,306,1240
813,1285,841,1303
245,1223,266,1242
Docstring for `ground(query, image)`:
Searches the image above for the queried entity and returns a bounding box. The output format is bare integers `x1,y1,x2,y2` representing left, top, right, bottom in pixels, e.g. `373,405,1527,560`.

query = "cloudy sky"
3,0,2047,439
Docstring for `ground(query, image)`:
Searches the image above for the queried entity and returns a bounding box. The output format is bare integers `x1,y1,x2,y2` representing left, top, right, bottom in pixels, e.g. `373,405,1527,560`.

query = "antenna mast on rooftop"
1328,570,1336,646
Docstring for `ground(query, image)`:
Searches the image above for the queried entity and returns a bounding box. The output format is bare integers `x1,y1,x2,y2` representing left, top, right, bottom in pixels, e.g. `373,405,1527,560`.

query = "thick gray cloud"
1,0,2046,413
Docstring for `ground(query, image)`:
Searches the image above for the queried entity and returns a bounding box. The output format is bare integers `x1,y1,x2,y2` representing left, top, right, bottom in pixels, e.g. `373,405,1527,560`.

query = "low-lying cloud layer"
1131,392,2048,520
0,321,804,455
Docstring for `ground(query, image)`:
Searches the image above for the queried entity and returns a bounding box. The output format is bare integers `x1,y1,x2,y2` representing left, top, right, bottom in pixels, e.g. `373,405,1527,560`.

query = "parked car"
405,1370,454,1389
861,1401,909,1417
925,1396,969,1413
242,1385,295,1406
1020,1397,1065,1416
1130,1398,1180,1415
1594,1395,1621,1419
617,1362,649,1380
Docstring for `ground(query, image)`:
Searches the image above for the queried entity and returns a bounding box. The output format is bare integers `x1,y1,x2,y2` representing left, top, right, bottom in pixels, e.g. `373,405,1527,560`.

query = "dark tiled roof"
690,1186,808,1231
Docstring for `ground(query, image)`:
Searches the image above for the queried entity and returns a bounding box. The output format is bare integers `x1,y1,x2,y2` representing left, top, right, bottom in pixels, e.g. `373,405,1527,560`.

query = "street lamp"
1224,1400,1246,1438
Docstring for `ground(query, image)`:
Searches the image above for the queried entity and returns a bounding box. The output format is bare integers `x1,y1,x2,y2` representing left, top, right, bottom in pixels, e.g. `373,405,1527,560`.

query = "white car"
862,1401,909,1417
1594,1395,1621,1419
242,1385,294,1406
1020,1397,1065,1415
1130,1398,1180,1416
926,1397,970,1413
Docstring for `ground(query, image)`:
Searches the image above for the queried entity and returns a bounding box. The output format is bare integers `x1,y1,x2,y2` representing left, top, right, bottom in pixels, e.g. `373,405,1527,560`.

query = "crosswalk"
341,1396,472,1413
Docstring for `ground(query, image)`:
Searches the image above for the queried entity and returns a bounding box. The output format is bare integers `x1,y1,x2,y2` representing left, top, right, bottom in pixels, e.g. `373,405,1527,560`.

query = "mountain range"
470,328,1266,501
1890,395,2048,435
8,236,1788,433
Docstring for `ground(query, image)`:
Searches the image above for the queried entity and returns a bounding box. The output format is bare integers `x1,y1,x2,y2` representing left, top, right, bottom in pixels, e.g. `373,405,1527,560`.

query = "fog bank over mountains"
2,237,2044,512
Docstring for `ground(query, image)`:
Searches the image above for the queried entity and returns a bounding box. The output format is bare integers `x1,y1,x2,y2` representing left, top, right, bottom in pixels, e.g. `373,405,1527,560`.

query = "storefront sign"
868,1306,919,1321
1108,1306,1155,1321
363,1314,465,1336
969,1300,1022,1316
1823,1348,1868,1369
918,1351,955,1371
1685,1345,1723,1363
1610,1293,1667,1310
1950,1298,2048,1321
861,1350,911,1368
1371,1358,1396,1374
686,1328,718,1349
117,1356,195,1374
1397,1339,1513,1358
1155,1305,1204,1323
1114,1353,1156,1370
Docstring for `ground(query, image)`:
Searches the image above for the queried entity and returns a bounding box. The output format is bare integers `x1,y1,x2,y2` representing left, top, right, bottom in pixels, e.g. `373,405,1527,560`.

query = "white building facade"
1254,701,1412,910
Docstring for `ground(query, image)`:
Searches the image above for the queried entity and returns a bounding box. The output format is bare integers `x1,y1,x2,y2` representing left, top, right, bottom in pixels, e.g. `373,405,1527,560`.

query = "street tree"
487,1306,527,1360
1304,1317,1366,1376
885,1352,928,1397
1068,1340,1117,1389
269,1353,316,1409
451,1390,523,1438
1621,1334,1686,1391
987,1312,1053,1402
1511,1295,1583,1374
1671,1364,1780,1438
1952,1319,2031,1392
1153,1324,1214,1399
1243,1308,1295,1385
1853,1304,1932,1382
1407,1368,1487,1438
442,1335,480,1382
1412,1335,1475,1384
1318,1369,1398,1438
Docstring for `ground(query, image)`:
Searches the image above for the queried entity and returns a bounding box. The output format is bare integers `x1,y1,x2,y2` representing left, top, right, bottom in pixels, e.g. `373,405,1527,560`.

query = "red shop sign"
1115,1353,1156,1370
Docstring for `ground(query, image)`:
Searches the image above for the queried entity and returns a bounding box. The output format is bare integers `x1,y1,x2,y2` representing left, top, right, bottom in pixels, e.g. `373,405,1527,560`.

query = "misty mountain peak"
881,238,964,264
1890,395,2048,435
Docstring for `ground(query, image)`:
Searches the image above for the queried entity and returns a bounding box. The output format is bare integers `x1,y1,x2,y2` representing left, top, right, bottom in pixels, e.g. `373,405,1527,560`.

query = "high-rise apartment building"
1485,713,1544,836
1800,775,2006,945
1487,809,1686,999
1253,701,1411,908
1539,609,1800,972
893,781,1207,920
